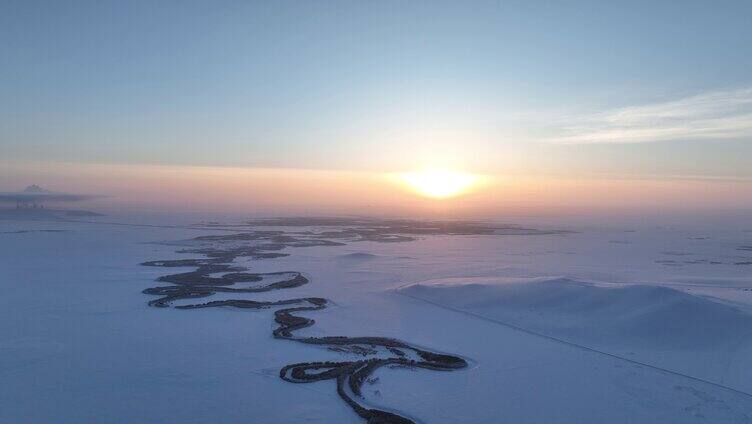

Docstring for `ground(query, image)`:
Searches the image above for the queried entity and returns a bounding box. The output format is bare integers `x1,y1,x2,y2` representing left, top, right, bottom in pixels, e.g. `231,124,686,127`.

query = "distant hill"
21,185,53,194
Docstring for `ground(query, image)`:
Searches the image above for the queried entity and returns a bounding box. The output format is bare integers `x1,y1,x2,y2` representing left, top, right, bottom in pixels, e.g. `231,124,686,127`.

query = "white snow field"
2,215,752,423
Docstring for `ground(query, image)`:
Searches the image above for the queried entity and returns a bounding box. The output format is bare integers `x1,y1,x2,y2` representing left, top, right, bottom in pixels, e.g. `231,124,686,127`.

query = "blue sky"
2,0,751,178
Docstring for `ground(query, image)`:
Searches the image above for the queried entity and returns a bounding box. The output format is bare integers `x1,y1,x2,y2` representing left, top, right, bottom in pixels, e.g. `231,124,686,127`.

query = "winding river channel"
140,218,560,423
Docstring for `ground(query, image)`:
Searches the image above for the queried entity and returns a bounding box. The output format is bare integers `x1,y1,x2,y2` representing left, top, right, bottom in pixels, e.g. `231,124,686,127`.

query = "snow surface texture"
2,215,752,423
400,277,752,393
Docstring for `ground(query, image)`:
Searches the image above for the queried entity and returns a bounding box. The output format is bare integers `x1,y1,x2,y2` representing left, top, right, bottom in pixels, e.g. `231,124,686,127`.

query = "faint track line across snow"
395,287,752,400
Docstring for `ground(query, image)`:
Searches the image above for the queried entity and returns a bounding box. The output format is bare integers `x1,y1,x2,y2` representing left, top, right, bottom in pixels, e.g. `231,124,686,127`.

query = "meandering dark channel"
140,218,562,423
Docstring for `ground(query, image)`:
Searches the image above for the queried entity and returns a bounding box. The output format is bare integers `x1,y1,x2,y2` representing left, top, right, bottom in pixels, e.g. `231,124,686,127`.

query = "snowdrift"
400,277,752,349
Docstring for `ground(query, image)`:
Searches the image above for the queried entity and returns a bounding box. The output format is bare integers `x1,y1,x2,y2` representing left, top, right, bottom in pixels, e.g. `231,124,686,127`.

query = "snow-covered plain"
2,215,752,423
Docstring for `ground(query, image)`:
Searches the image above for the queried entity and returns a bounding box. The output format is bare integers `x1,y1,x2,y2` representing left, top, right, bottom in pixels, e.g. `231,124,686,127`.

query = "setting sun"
400,169,479,199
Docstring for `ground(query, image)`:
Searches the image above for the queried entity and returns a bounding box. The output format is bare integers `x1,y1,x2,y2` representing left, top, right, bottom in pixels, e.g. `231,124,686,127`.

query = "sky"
1,0,751,215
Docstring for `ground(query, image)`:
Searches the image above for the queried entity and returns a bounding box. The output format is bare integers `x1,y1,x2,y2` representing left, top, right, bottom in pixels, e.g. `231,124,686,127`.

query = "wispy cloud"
550,87,752,144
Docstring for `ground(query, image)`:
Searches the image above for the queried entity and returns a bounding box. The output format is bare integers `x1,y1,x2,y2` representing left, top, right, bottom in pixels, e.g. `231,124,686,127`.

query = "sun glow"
400,169,479,199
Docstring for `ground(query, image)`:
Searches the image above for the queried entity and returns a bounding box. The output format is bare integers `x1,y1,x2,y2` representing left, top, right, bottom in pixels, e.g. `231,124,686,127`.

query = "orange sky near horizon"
2,161,752,217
